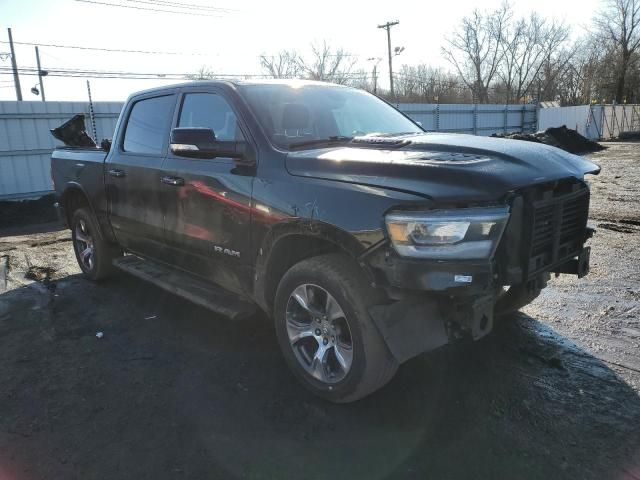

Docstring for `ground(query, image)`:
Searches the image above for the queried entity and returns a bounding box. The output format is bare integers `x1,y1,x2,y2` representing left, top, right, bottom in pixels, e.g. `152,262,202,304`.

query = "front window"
238,83,422,149
177,93,244,141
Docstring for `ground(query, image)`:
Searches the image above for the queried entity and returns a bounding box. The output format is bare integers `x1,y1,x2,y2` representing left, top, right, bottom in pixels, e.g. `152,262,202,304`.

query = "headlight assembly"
385,207,510,259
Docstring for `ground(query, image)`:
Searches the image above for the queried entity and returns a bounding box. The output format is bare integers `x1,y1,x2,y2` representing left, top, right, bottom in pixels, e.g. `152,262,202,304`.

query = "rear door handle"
161,176,185,186
108,168,126,178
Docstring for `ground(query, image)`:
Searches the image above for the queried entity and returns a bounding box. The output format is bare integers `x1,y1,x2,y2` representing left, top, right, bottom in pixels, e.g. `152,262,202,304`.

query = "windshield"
238,83,423,149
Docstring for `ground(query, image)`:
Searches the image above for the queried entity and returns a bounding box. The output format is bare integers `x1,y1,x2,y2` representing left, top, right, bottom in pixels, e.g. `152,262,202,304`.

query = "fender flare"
60,182,107,240
253,220,370,312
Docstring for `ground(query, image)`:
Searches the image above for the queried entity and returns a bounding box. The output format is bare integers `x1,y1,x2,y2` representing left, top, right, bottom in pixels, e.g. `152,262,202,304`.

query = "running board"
113,256,257,320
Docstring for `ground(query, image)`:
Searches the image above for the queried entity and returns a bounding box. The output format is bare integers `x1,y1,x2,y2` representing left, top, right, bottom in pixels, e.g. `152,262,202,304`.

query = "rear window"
123,95,175,154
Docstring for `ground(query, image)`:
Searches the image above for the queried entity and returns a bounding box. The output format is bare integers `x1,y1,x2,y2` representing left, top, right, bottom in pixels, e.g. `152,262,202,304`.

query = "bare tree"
496,16,525,102
442,2,512,102
186,66,217,80
594,0,640,102
497,14,570,103
259,51,302,79
259,41,359,85
346,68,372,91
395,65,468,102
300,41,357,84
553,40,601,104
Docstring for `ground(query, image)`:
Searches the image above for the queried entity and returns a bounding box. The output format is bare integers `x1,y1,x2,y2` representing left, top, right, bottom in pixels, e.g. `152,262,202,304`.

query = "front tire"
495,278,547,316
274,254,398,403
71,207,120,281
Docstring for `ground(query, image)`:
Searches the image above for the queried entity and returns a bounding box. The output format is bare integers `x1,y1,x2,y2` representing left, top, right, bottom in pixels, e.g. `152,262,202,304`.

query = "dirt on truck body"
0,141,638,479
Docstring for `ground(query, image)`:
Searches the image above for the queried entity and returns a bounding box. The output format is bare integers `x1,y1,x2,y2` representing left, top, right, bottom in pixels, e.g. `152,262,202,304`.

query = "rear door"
162,88,255,295
106,93,176,260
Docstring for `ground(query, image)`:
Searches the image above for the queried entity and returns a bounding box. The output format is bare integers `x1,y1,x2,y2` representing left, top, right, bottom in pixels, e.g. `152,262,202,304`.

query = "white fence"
0,101,122,200
399,103,538,136
0,100,539,200
538,104,640,140
1,100,637,200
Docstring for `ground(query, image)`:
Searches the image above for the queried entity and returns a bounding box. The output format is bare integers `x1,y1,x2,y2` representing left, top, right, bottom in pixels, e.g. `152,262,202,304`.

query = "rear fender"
60,182,111,241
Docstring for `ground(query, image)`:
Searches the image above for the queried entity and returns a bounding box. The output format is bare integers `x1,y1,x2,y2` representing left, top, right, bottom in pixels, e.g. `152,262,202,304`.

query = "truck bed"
51,147,108,218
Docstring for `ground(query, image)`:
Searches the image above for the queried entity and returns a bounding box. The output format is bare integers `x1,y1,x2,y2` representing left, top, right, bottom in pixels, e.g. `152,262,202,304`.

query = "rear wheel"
274,254,397,403
71,208,120,281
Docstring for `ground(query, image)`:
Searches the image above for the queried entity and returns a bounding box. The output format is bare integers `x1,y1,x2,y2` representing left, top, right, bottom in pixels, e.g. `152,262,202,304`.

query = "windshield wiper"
287,136,353,150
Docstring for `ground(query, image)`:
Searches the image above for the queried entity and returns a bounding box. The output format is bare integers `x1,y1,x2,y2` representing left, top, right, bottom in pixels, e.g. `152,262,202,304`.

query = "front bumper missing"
369,294,495,364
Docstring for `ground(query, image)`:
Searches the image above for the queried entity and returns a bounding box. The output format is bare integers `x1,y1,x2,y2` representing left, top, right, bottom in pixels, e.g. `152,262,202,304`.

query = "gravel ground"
0,143,639,480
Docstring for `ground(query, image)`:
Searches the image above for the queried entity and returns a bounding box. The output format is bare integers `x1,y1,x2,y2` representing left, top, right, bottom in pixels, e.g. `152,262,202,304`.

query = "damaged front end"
366,177,594,364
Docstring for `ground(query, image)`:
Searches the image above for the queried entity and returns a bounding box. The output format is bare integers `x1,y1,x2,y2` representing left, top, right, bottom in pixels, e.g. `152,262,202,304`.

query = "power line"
0,67,190,80
74,0,225,17
1,40,358,61
0,66,369,82
0,66,254,80
123,0,237,13
0,40,208,56
2,65,370,77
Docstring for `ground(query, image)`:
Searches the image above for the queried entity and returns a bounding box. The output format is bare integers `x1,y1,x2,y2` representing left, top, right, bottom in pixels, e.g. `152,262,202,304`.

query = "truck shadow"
1,273,639,480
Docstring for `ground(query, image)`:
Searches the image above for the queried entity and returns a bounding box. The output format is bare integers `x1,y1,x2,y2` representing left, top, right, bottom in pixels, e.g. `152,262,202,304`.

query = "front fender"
253,219,370,312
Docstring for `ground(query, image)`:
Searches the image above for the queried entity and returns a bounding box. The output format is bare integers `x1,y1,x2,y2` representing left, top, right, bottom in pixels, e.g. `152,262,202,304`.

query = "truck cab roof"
128,79,349,99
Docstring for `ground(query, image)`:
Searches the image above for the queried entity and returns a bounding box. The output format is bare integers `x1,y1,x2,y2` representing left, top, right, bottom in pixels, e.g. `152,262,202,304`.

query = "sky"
0,0,602,102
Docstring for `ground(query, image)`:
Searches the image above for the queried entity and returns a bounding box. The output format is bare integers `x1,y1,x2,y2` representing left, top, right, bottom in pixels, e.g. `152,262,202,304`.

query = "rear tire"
274,254,398,403
71,207,121,281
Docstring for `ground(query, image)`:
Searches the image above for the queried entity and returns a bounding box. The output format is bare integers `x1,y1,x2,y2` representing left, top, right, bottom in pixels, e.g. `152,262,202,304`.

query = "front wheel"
274,254,397,403
495,277,547,316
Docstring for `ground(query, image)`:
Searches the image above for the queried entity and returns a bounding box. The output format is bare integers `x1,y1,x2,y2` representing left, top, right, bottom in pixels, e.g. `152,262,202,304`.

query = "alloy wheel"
285,283,354,384
74,219,95,271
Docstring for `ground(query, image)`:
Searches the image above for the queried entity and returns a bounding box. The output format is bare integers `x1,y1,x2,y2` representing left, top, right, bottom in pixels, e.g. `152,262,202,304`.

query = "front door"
106,93,176,260
162,90,255,295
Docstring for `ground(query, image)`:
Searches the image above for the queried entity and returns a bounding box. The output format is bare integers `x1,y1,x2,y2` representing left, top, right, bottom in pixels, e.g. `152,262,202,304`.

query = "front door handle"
161,176,185,186
108,168,126,178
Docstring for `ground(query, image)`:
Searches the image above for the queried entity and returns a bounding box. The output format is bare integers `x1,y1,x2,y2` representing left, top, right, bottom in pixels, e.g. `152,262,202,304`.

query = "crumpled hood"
285,133,601,203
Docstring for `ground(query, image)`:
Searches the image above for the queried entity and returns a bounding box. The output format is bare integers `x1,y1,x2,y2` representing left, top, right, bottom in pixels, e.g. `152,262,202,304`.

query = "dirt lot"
1,143,639,480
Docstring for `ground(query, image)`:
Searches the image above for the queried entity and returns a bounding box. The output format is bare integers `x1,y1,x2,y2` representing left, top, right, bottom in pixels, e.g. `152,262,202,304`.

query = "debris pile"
50,114,97,148
493,125,605,155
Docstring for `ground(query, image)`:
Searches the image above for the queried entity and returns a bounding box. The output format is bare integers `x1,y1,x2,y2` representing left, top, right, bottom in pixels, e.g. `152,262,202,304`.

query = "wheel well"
263,235,350,311
62,188,90,224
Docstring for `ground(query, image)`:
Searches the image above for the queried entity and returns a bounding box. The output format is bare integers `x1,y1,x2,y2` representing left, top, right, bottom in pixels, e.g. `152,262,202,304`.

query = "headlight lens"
385,207,510,259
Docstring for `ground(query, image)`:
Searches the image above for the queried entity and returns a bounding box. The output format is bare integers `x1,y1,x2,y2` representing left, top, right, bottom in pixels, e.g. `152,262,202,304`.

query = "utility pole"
367,57,382,95
377,20,399,98
35,46,46,101
372,64,378,94
7,28,22,101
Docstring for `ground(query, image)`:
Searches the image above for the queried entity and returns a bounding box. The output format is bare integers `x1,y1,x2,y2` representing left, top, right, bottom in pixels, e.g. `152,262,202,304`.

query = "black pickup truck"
51,80,600,402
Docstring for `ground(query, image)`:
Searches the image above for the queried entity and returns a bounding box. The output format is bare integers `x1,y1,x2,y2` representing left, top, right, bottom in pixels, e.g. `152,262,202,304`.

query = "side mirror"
170,127,246,160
